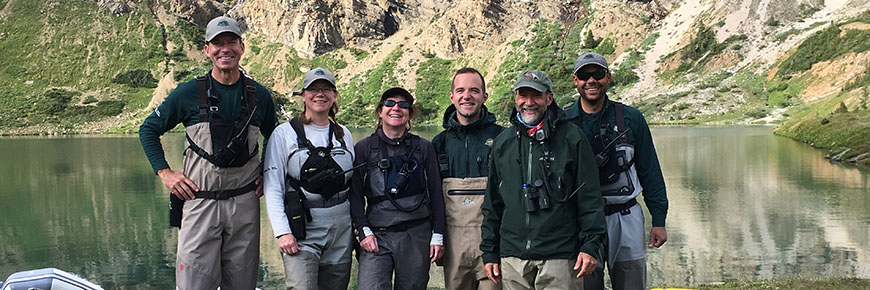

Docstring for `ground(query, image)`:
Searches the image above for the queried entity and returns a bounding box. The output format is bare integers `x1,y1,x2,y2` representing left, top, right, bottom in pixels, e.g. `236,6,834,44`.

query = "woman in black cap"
349,87,446,289
263,67,355,289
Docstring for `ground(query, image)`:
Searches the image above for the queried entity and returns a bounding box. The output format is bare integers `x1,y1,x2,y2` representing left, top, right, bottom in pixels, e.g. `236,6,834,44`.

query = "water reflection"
0,126,867,289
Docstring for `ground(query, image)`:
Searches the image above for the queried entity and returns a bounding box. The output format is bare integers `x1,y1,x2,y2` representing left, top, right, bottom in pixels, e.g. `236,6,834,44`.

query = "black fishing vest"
364,133,428,213
185,72,259,168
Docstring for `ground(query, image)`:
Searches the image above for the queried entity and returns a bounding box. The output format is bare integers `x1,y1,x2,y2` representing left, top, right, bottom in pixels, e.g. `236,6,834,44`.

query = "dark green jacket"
139,74,278,174
432,104,504,178
480,106,606,264
564,97,668,227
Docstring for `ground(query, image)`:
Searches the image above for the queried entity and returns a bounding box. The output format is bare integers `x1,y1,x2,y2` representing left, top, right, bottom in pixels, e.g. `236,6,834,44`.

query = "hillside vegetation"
1,0,869,165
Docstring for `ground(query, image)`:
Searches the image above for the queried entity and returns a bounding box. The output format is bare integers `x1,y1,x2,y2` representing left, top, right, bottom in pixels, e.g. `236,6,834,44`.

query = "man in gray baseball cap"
481,68,606,289
565,51,670,290
139,14,277,290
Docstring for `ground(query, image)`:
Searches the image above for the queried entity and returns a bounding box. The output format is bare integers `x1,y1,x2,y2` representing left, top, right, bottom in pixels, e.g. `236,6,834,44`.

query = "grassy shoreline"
774,111,870,167
695,277,870,290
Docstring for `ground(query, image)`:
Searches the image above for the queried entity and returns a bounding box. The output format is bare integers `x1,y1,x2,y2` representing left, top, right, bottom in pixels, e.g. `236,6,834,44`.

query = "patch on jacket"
485,138,494,147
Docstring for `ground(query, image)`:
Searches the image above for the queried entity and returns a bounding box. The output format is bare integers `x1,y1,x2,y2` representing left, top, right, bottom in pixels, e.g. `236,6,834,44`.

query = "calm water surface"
0,126,867,289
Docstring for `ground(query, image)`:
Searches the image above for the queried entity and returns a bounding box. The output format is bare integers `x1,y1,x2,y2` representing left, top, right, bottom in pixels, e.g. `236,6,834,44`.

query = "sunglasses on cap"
383,99,411,109
576,70,608,81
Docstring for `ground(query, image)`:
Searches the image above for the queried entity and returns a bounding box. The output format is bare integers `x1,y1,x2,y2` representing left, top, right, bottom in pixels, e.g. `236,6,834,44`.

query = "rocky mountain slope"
1,0,869,137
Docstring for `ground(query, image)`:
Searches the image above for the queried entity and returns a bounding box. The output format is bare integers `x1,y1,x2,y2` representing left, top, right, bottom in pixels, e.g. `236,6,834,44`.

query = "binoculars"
523,179,550,212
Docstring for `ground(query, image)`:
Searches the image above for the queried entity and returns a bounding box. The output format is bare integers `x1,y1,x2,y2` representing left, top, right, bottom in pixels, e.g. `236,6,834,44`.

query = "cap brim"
381,87,414,103
206,30,242,42
514,82,548,93
303,76,336,89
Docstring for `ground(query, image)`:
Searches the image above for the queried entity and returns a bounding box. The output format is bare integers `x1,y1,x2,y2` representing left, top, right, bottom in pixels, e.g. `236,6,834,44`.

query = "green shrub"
112,69,158,88
348,47,369,60
777,22,870,77
83,95,98,104
33,88,77,116
593,38,616,55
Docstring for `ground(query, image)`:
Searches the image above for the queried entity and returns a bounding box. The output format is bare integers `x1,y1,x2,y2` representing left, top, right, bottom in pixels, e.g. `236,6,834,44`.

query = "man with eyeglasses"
139,16,277,289
564,52,668,290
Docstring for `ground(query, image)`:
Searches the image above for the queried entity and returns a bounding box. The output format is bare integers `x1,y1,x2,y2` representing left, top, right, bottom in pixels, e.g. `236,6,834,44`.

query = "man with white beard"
480,70,606,290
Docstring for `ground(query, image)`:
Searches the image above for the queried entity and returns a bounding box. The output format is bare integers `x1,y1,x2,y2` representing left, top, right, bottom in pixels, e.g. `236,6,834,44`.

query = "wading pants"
443,177,500,290
281,202,353,290
500,257,584,290
175,193,260,290
583,203,646,290
357,221,432,290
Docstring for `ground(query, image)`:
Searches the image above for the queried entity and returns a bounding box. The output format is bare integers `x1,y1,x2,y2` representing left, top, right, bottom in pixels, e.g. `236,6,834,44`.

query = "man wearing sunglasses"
564,52,669,290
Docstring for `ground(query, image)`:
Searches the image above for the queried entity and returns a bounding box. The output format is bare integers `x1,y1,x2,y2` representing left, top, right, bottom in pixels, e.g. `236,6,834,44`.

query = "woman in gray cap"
263,67,355,289
349,87,447,289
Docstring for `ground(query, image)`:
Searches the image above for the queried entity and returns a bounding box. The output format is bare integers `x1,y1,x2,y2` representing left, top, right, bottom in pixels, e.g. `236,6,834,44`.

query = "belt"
604,198,637,216
370,218,428,232
194,181,257,200
303,191,348,209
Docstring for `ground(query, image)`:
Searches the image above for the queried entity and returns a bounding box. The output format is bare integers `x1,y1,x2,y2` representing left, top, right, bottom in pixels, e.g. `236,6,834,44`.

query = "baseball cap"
573,52,609,74
514,70,553,93
205,16,242,43
302,67,336,89
380,87,415,105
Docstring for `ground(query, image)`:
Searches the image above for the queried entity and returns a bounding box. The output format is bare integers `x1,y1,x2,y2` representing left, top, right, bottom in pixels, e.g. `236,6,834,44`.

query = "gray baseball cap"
514,70,553,93
205,16,242,43
302,67,336,89
573,52,609,74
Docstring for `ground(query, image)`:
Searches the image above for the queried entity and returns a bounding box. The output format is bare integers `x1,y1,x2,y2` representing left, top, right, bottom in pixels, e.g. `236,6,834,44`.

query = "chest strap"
194,180,258,200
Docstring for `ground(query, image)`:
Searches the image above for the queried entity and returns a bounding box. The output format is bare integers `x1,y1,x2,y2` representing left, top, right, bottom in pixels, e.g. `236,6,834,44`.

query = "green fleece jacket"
563,98,668,227
432,104,504,178
480,106,606,264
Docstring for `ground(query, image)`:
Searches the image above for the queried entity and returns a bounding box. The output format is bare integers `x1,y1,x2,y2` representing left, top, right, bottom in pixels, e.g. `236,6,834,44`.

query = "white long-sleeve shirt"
263,121,355,238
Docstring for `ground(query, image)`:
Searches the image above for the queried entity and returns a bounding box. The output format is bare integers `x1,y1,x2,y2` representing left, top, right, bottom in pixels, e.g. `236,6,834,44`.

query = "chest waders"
282,117,353,240
168,72,261,228
363,134,431,229
578,101,643,210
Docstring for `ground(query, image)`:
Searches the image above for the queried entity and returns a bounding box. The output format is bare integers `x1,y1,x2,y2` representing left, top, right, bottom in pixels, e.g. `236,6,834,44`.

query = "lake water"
0,126,867,289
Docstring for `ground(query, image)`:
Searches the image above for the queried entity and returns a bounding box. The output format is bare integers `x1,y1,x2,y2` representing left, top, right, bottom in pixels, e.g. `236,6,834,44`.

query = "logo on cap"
315,69,325,76
584,54,596,59
218,20,229,27
523,72,539,79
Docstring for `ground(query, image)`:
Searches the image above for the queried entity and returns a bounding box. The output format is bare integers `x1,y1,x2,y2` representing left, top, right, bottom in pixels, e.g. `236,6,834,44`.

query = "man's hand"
574,252,598,278
360,235,379,253
429,245,444,263
484,263,501,284
254,175,264,198
649,226,667,248
278,234,299,255
158,168,198,200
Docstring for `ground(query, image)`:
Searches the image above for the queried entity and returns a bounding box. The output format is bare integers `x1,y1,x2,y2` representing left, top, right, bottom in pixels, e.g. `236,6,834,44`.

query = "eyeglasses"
383,99,411,109
576,70,608,81
305,87,336,94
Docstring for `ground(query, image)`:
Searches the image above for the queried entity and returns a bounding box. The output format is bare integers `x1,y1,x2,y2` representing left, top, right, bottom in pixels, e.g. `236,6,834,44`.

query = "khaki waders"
442,177,500,290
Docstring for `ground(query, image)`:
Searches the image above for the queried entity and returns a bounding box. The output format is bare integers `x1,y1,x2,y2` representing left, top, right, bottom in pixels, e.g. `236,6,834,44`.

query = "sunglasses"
383,99,411,109
576,70,608,81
